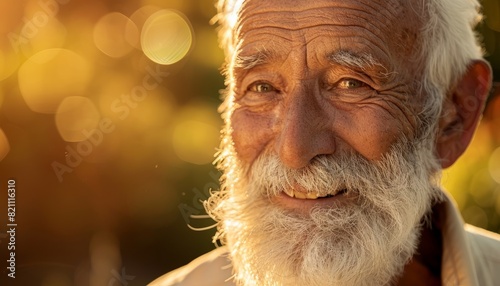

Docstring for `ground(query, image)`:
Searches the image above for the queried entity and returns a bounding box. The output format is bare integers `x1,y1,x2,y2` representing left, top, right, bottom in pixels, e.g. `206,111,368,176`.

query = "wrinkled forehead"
231,0,423,69
233,0,423,36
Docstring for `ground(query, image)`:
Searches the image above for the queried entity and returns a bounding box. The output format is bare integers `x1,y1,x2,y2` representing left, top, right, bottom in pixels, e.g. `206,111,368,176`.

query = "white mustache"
249,151,402,199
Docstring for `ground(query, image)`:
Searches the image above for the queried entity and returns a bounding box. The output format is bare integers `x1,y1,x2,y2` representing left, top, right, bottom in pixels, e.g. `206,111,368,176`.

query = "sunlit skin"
227,0,491,284
230,0,424,206
229,0,491,203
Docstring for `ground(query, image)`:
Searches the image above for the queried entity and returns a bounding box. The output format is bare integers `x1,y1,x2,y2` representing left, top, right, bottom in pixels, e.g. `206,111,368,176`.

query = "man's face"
210,0,443,285
230,0,423,177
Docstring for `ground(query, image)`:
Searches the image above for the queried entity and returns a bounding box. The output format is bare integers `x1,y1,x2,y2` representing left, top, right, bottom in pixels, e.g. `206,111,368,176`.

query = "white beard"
207,138,443,286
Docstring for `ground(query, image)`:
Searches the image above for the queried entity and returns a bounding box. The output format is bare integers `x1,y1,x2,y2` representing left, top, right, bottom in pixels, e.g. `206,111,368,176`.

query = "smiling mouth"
282,188,348,199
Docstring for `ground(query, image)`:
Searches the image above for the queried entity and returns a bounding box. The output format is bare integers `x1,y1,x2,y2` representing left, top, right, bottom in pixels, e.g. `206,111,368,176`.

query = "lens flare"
141,9,192,65
55,96,101,142
18,48,92,114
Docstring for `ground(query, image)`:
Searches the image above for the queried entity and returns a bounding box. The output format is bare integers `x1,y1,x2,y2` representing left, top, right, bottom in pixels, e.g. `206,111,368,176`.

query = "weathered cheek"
338,106,404,160
230,109,276,166
358,121,399,160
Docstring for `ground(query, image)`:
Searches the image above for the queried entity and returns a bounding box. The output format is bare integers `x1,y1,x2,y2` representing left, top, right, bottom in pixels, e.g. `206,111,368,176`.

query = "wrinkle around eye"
323,83,376,104
248,81,277,93
325,77,373,92
323,65,387,91
236,83,281,109
236,70,285,105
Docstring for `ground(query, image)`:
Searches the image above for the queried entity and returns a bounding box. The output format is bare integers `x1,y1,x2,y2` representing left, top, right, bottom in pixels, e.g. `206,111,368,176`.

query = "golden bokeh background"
0,0,498,285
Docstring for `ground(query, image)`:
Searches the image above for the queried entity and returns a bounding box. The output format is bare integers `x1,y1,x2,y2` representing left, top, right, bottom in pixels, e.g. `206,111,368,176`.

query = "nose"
275,87,336,169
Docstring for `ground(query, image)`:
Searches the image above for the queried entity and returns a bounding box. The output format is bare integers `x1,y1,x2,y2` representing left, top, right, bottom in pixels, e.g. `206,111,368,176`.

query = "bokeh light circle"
141,9,193,65
18,49,92,114
55,96,101,142
93,12,139,58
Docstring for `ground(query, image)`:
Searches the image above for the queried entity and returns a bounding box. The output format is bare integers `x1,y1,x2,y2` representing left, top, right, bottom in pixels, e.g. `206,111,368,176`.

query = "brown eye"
249,82,276,93
337,79,365,89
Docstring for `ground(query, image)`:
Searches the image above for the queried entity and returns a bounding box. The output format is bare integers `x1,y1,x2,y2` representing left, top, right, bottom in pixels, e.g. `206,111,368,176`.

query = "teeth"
294,191,307,199
306,192,319,199
283,189,321,200
282,189,348,199
283,188,294,198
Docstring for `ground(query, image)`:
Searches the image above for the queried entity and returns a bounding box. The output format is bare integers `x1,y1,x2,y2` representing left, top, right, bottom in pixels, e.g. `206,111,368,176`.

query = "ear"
436,60,492,168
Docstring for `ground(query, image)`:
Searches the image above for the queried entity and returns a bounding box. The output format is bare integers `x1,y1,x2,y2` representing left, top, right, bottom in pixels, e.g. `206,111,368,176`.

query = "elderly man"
151,0,500,285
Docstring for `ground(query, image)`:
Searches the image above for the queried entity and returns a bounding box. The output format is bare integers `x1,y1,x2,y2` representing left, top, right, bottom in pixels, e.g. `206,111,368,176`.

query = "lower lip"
270,191,358,214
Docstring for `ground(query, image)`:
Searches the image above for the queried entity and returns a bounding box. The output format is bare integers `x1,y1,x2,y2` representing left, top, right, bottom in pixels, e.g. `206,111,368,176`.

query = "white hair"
421,0,483,92
418,0,484,144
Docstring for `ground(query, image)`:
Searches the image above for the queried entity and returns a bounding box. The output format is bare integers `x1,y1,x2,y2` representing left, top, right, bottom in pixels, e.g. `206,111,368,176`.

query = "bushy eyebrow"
233,49,274,70
327,50,394,82
328,50,382,70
